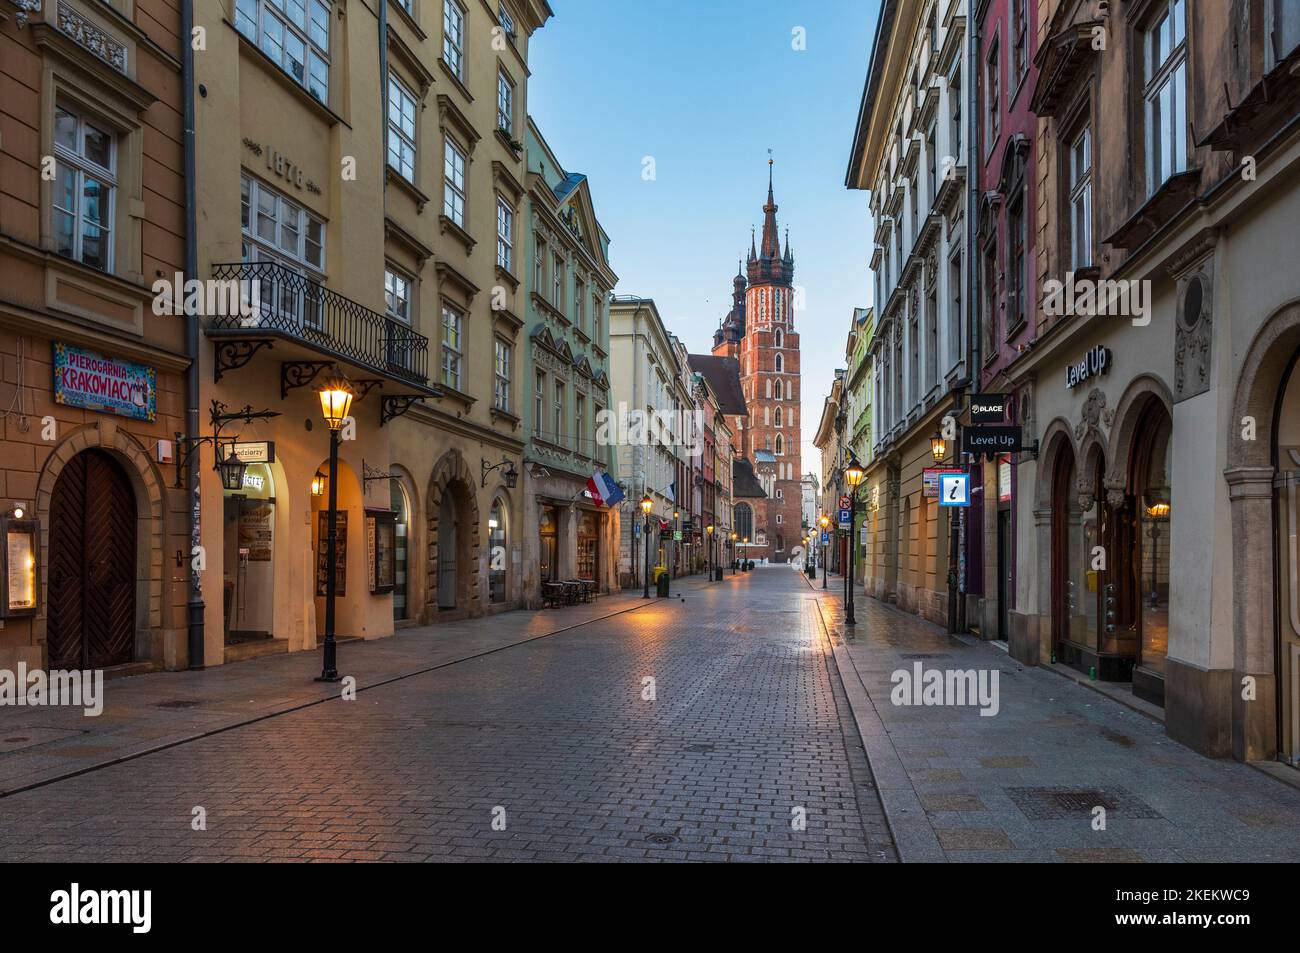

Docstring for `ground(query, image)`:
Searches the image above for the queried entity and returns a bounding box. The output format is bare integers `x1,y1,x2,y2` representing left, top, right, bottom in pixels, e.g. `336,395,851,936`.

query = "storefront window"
577,510,598,582
539,505,558,584
489,499,507,603
390,479,409,621
1135,406,1172,675
223,462,275,643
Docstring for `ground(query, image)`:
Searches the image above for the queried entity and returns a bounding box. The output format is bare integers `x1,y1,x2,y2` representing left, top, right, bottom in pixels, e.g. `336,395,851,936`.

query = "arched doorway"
390,478,411,620
437,492,457,609
488,497,507,603
1049,439,1078,658
1274,351,1300,763
223,461,276,645
48,449,136,669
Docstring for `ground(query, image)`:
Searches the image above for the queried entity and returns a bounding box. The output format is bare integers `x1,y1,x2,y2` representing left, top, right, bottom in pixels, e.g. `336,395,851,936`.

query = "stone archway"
34,420,168,666
1106,374,1174,493
426,448,481,620
1222,299,1300,759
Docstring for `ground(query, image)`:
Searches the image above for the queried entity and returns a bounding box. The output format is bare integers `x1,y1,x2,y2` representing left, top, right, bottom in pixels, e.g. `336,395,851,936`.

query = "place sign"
1066,345,1111,390
962,425,1024,456
970,394,1009,423
229,441,275,464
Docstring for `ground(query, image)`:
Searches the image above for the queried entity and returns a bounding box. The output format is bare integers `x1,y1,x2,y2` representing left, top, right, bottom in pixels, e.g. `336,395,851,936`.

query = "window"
1144,0,1187,194
443,0,465,81
494,339,511,411
441,304,462,390
443,137,466,227
908,315,919,405
575,278,586,331
776,514,783,525
985,41,1000,154
775,434,784,455
534,237,546,292
1007,190,1025,333
926,287,938,388
1011,0,1028,83
774,327,784,348
496,197,513,271
52,105,115,272
776,488,784,500
236,0,330,104
534,370,545,433
498,2,515,40
1270,0,1300,66
497,69,514,135
387,75,417,181
775,353,784,373
553,380,565,445
774,379,783,400
592,292,602,340
949,65,962,159
1069,124,1092,269
774,406,783,428
384,269,411,322
241,174,325,273
949,248,962,366
926,122,937,206
981,240,998,359
576,394,586,453
552,253,564,308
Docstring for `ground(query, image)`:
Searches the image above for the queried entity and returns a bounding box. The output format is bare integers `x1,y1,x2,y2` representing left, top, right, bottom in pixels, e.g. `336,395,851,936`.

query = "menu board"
315,511,347,596
239,503,274,562
6,527,35,612
367,512,396,594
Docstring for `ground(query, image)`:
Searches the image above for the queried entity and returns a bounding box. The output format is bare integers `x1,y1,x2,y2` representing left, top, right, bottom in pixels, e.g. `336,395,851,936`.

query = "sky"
528,0,881,482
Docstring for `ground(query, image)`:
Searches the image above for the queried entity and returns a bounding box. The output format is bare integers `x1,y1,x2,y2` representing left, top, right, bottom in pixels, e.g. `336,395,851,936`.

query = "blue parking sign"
820,531,830,544
837,508,851,527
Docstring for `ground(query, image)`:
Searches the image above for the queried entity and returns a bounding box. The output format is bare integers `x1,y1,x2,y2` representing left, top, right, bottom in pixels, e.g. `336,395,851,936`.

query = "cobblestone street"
0,568,894,862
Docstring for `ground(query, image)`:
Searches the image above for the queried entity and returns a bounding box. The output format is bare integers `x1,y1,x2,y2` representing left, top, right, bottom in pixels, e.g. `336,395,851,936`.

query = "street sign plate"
923,467,965,498
838,507,851,528
820,531,830,544
939,472,970,507
230,441,275,464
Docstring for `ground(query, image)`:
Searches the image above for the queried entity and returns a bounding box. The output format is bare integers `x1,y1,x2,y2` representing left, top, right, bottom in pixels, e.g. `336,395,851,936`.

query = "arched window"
775,328,784,348
775,434,784,455
775,406,783,427
775,379,783,400
765,378,772,399
735,503,754,540
775,353,784,373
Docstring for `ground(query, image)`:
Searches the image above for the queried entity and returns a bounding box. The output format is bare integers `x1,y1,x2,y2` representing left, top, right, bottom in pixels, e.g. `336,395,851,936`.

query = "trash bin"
713,567,723,581
656,573,670,597
807,565,817,579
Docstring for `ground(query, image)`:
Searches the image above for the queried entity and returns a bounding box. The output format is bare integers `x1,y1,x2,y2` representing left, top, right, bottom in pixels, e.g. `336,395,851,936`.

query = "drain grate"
646,833,677,845
153,699,202,709
1006,786,1163,820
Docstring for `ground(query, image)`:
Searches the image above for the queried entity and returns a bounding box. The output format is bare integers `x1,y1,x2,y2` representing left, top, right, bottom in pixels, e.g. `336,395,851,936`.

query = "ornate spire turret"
747,157,795,287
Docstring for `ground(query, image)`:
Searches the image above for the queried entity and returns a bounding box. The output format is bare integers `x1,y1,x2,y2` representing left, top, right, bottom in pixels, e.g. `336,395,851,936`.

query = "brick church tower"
713,161,803,562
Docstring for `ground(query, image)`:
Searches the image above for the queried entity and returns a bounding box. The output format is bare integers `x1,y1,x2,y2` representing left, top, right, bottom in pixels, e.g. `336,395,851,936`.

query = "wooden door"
47,450,136,669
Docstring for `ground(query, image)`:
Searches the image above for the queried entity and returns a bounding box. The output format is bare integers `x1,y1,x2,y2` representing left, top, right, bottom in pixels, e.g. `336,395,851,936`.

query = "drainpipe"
181,0,204,669
379,0,388,195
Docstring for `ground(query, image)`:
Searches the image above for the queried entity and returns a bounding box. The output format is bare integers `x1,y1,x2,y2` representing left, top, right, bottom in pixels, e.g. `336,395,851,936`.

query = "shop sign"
230,441,275,464
53,342,156,422
998,455,1013,503
970,394,1009,423
1065,345,1111,390
962,425,1024,456
923,467,966,498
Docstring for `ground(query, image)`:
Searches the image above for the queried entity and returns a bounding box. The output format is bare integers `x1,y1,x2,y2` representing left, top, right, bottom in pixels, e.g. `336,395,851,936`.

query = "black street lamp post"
641,495,654,598
819,513,830,590
316,371,355,682
706,524,715,581
844,453,864,626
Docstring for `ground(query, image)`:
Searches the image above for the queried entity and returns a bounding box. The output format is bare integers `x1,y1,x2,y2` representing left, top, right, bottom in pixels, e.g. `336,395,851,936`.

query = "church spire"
760,156,780,260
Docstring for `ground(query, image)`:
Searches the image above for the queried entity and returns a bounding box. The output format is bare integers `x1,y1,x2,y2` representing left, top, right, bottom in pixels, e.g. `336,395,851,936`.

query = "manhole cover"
153,699,202,709
1006,786,1163,820
685,743,715,753
646,834,677,845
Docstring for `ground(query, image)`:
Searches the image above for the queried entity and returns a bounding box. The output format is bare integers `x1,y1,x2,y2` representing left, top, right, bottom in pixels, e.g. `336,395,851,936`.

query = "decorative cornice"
57,0,126,73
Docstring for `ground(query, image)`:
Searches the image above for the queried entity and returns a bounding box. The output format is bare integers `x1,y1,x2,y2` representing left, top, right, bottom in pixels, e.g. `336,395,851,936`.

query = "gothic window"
775,379,783,400
775,434,784,455
765,378,772,399
735,503,754,540
775,353,784,373
775,406,783,428
774,327,784,348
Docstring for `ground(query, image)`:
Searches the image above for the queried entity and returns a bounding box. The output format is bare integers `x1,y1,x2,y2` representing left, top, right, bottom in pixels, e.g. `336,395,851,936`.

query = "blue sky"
529,0,880,476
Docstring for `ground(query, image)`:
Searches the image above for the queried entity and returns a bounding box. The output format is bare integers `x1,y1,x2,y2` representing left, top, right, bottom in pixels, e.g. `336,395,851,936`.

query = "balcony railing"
210,261,430,386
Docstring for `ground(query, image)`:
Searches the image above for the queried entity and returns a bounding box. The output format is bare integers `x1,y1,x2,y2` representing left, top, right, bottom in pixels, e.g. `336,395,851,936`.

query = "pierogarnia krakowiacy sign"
53,341,156,422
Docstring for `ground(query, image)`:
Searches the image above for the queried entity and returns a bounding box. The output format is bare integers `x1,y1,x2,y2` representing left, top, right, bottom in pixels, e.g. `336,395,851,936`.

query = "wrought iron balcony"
209,260,430,387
